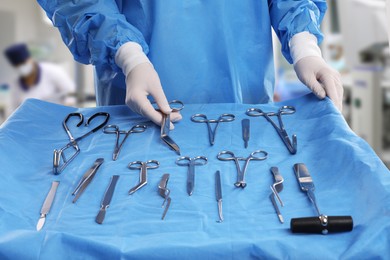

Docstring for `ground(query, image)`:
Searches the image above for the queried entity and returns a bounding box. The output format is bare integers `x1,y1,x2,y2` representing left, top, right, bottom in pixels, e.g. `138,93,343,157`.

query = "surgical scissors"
217,150,268,188
191,113,235,145
154,100,184,155
128,160,160,194
53,112,110,175
103,124,147,161
176,156,208,196
246,106,297,154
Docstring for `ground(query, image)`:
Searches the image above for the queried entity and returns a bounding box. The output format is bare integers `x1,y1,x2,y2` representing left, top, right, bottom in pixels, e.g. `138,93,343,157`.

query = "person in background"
4,43,76,113
37,1,343,128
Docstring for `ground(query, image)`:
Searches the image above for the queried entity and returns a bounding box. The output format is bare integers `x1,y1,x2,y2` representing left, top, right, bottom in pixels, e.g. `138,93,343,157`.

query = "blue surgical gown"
37,0,326,106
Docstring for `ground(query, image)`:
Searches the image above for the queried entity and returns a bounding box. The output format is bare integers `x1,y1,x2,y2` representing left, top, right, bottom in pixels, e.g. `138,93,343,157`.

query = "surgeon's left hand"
294,56,343,111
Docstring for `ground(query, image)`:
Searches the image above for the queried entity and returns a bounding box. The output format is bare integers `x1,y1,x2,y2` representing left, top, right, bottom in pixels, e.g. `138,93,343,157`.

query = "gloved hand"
116,42,182,129
290,32,343,111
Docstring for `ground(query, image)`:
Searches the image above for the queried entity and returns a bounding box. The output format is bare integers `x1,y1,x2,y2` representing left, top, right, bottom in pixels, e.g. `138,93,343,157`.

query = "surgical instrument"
269,167,284,223
53,112,110,175
37,181,59,231
103,124,147,160
246,106,297,154
291,163,353,234
155,100,184,155
215,170,223,223
72,158,104,203
128,160,160,195
242,119,250,148
191,113,235,145
158,173,171,220
176,156,208,196
217,150,268,188
96,175,119,224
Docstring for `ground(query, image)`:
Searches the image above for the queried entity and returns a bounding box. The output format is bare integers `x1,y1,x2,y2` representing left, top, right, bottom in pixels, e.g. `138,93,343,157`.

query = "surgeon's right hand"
116,42,182,129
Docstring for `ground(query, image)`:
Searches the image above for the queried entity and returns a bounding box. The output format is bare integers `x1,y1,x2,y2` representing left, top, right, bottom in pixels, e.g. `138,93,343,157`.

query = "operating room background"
0,0,388,168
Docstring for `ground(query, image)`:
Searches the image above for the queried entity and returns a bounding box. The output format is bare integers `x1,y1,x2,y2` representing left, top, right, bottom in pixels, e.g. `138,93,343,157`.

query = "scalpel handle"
242,119,250,148
41,181,60,215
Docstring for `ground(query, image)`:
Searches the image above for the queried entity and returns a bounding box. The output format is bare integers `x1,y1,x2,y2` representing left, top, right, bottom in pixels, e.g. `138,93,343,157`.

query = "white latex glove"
290,32,343,111
115,42,182,128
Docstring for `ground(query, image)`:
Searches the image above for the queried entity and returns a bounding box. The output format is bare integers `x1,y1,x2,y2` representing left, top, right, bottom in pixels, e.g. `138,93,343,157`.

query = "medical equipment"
246,106,297,154
242,119,250,148
37,181,59,231
158,173,171,220
128,160,160,195
72,158,104,203
176,156,208,196
269,167,284,223
191,113,235,146
215,170,223,223
155,100,184,155
96,175,119,224
291,163,353,234
217,150,268,188
103,124,147,161
53,112,110,175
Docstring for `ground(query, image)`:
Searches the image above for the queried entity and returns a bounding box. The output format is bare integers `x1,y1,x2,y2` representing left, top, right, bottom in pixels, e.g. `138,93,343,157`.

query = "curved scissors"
53,112,110,175
128,160,160,195
246,106,297,154
217,150,268,188
176,156,208,196
191,113,235,145
104,124,147,161
154,100,184,155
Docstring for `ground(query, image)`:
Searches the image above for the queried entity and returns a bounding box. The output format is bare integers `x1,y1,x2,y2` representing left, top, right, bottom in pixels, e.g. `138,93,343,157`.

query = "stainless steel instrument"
128,160,160,195
215,171,223,223
269,167,284,223
37,181,59,231
242,119,250,148
176,156,208,196
72,158,104,203
96,175,119,224
246,106,297,154
217,150,268,188
158,173,171,220
191,113,235,146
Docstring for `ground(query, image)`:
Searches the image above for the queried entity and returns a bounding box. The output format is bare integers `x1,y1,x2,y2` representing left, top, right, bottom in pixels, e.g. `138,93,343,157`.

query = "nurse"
4,43,76,113
37,1,342,127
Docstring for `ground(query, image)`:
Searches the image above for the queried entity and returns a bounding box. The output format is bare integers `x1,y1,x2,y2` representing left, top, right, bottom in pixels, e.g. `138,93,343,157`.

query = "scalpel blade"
242,119,250,148
215,171,223,222
37,181,59,231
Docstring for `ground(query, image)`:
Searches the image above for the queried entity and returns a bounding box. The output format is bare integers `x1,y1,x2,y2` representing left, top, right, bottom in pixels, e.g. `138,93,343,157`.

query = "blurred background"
0,0,388,167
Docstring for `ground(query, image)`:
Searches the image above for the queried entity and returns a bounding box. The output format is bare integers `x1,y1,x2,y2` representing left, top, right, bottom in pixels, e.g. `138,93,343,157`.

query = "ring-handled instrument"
37,181,59,231
269,167,284,223
246,106,297,154
154,100,184,155
191,113,235,146
176,156,208,196
291,163,353,234
215,171,224,223
158,173,171,220
128,160,160,194
53,112,110,175
72,158,104,203
242,119,250,148
217,150,268,188
103,124,147,161
96,175,119,224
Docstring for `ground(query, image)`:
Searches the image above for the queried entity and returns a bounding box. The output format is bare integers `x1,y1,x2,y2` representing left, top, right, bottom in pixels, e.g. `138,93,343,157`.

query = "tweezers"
72,158,104,203
158,173,171,220
269,167,284,223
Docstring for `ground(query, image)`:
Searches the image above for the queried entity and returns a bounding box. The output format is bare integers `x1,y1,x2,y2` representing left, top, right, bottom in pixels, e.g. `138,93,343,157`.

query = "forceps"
158,173,171,220
53,112,110,175
269,167,284,223
246,106,297,154
191,113,235,145
155,100,184,155
103,124,147,160
128,160,160,194
176,156,208,196
217,150,268,188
